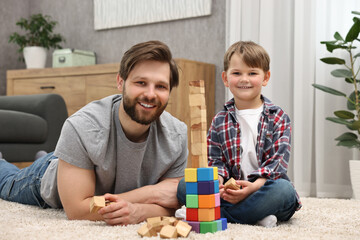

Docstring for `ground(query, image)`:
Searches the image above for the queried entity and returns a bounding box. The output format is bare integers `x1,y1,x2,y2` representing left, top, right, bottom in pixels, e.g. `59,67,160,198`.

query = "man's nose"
144,85,156,99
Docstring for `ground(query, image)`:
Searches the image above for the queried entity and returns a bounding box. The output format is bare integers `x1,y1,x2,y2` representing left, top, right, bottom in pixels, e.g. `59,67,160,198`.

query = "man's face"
118,60,171,125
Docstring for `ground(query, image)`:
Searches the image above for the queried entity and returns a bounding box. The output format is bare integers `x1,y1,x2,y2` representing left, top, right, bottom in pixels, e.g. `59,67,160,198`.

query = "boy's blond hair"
224,41,270,72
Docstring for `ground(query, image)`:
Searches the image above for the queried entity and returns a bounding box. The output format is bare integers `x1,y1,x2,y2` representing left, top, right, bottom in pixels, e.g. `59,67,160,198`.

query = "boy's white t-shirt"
235,104,263,180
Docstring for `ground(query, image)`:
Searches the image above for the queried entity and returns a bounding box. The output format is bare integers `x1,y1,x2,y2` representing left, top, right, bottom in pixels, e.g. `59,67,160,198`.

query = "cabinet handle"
40,86,55,90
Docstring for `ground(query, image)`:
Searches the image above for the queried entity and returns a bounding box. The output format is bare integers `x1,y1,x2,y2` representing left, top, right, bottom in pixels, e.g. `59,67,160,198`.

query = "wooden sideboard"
7,59,215,167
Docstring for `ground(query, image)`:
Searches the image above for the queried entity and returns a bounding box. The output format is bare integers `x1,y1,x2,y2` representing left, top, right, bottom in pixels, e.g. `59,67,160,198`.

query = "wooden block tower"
185,80,227,234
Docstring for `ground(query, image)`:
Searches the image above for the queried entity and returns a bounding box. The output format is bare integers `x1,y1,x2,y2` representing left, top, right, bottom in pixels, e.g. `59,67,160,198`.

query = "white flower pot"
349,160,360,199
23,46,47,69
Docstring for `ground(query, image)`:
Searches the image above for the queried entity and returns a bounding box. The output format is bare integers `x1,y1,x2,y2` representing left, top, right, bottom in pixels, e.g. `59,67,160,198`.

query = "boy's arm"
207,121,229,179
249,111,291,180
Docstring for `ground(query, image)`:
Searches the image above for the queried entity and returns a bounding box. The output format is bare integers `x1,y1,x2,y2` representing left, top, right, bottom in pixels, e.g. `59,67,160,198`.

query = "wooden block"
159,225,177,238
189,94,206,107
198,208,215,222
147,216,163,232
137,223,157,237
224,177,240,190
90,196,105,213
190,130,207,144
162,216,177,226
189,80,205,94
175,221,192,237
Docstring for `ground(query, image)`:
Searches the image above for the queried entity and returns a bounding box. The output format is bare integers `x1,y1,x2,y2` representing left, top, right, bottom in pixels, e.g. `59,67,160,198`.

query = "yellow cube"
213,167,218,180
185,168,197,182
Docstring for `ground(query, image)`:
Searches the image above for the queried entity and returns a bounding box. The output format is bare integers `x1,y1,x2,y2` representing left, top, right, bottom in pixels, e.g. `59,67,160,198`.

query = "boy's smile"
222,53,270,110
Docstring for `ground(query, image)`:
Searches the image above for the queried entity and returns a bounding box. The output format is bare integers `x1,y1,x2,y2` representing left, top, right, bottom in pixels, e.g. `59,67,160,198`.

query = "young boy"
177,41,301,227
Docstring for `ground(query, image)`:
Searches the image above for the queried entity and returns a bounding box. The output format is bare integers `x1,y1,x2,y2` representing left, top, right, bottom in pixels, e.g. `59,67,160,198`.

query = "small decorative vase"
349,160,360,199
23,46,47,69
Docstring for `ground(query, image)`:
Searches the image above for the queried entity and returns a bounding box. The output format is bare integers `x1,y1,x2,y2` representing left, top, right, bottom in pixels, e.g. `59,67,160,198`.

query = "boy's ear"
262,71,270,86
116,74,124,92
222,71,229,87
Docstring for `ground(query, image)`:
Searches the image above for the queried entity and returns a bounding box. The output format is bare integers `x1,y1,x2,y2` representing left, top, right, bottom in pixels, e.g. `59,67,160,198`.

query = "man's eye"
136,81,145,85
157,85,168,90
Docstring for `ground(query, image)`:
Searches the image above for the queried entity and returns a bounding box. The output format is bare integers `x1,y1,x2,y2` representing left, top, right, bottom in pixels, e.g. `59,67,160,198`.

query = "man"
0,41,188,225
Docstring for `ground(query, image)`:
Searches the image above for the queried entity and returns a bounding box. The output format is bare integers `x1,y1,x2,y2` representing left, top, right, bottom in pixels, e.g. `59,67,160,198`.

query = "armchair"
0,94,68,167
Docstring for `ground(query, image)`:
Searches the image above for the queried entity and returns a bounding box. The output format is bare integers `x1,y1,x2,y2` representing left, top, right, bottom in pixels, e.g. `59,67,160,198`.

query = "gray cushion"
0,110,47,143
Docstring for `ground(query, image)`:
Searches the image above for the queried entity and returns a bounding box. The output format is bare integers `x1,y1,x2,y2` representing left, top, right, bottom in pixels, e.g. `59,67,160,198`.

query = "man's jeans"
177,178,298,224
0,152,56,208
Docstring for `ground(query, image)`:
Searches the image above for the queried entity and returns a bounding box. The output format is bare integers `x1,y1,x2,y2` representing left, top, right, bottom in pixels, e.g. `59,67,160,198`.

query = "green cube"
200,221,218,233
186,194,198,208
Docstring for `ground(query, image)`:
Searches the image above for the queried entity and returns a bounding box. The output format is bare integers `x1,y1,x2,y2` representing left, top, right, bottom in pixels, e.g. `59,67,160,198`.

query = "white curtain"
225,0,360,198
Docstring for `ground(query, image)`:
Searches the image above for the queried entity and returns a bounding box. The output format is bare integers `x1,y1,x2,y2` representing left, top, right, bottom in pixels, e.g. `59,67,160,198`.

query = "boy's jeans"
176,178,298,224
0,152,56,208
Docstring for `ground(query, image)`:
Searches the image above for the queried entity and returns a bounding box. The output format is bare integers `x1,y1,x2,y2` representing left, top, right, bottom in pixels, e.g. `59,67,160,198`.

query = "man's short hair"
119,40,179,91
223,41,270,72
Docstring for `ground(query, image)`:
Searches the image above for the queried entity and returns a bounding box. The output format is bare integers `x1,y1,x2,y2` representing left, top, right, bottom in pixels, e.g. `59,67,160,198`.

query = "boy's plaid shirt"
207,96,301,209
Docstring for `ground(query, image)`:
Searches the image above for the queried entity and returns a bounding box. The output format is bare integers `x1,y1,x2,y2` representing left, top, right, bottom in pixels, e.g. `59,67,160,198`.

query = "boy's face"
117,60,170,125
222,53,270,110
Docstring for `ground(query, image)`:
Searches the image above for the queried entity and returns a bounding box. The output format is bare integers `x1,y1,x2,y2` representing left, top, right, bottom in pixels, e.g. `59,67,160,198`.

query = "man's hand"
97,194,141,226
148,177,181,209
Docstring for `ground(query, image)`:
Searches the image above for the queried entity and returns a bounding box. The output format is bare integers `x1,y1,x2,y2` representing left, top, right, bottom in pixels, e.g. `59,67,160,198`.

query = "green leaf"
320,57,346,65
345,17,360,42
331,69,353,78
347,91,360,110
312,84,347,97
334,110,355,119
326,117,351,125
352,11,360,16
354,52,360,58
336,139,360,148
324,43,347,52
348,120,360,130
334,32,344,41
335,132,358,141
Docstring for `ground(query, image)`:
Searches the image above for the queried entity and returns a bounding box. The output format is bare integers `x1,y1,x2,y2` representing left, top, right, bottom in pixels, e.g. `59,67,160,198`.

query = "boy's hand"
220,180,252,204
220,178,267,204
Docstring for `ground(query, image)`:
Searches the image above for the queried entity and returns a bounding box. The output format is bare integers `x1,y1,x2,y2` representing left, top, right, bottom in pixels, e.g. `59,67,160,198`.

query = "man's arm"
58,159,182,224
57,158,102,221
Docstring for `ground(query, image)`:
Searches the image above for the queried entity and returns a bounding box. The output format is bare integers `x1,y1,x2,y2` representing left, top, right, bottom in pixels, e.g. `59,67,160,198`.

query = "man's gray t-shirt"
40,94,188,208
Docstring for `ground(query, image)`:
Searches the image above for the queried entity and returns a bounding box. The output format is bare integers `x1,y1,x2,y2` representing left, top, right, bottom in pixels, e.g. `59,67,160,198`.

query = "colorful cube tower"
185,167,227,234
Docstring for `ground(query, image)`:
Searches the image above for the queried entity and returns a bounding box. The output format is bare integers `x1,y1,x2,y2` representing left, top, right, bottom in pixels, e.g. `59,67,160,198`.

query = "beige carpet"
0,197,359,240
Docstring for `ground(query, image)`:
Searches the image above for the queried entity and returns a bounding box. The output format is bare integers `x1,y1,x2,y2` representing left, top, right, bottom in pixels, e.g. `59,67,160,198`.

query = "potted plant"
312,11,360,199
8,13,65,69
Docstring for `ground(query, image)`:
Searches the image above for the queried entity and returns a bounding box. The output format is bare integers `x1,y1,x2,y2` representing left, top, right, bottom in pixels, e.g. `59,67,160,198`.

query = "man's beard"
122,89,168,125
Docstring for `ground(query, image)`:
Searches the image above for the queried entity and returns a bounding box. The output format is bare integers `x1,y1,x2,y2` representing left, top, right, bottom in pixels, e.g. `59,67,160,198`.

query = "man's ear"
117,74,124,92
262,71,270,87
222,71,229,87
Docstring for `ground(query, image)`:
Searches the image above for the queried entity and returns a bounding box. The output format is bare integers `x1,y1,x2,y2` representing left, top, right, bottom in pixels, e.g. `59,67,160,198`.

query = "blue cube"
186,182,198,194
214,179,219,193
197,168,213,181
221,218,228,230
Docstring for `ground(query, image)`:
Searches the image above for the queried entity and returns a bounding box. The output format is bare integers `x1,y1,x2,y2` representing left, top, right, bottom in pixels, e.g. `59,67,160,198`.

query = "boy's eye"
249,72,257,76
232,72,240,75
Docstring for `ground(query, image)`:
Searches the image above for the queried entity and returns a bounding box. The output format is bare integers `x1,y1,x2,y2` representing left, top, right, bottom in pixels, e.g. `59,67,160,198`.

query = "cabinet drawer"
13,77,86,115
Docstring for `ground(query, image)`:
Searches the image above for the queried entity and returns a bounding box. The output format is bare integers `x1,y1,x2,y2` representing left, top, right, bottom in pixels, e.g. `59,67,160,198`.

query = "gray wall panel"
1,0,225,113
